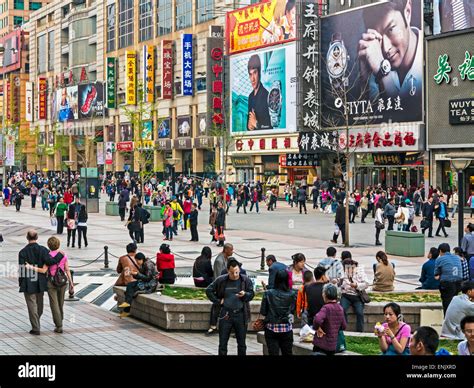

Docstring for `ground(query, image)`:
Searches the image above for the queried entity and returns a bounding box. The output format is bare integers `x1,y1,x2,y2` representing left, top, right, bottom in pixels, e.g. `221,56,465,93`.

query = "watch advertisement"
78,83,105,119
320,0,423,127
230,43,296,135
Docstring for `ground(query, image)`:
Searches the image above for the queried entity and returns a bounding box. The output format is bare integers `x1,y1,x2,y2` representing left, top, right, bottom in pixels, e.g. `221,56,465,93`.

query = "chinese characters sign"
280,153,319,168
234,136,297,152
449,98,474,125
433,51,474,84
161,40,173,100
182,34,193,96
142,46,154,102
298,131,337,154
207,37,224,131
25,81,33,122
126,51,136,105
38,77,47,120
107,57,116,108
10,75,20,124
298,1,321,132
5,135,15,166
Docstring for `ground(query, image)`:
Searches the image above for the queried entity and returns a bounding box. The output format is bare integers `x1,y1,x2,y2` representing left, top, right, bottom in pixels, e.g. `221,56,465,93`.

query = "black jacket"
335,205,345,226
206,274,255,322
193,257,214,287
422,203,434,220
18,243,61,293
189,209,198,226
139,207,150,224
260,288,297,325
216,208,226,227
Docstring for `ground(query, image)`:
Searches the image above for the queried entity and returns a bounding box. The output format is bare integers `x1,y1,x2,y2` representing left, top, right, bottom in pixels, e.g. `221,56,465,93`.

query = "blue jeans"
450,204,458,218
218,309,247,356
166,226,173,240
341,294,365,332
250,201,259,212
41,198,48,210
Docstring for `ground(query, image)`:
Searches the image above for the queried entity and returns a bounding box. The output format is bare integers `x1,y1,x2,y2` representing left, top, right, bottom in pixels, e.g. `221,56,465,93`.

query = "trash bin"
144,205,162,222
385,231,425,257
106,201,119,216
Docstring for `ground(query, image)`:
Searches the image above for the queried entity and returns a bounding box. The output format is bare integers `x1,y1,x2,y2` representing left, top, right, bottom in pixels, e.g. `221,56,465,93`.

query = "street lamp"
450,158,472,247
64,160,74,189
166,157,179,195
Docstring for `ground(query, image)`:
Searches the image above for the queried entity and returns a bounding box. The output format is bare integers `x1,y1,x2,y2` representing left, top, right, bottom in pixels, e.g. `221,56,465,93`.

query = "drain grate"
92,287,115,306
75,283,102,299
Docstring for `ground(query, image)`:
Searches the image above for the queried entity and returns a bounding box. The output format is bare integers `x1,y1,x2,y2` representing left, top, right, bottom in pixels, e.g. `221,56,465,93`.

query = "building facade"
0,0,50,37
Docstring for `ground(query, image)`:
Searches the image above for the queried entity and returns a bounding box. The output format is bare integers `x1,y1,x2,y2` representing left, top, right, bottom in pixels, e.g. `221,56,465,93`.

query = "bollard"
260,247,266,271
103,245,109,269
65,269,79,302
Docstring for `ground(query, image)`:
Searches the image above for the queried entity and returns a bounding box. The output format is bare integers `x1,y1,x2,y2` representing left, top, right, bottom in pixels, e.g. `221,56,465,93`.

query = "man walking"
18,230,61,335
189,203,199,242
384,198,396,231
331,201,346,244
206,259,255,355
421,197,435,237
461,223,474,279
216,201,226,247
30,184,38,209
297,185,307,214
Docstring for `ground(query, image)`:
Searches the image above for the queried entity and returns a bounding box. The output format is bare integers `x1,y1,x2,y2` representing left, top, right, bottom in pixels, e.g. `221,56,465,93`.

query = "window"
196,77,206,92
37,34,47,74
139,0,153,42
14,0,24,10
14,16,24,26
118,0,134,48
70,17,96,40
176,0,192,30
48,31,54,71
70,40,96,66
197,0,214,24
29,1,42,10
156,0,172,36
106,3,116,52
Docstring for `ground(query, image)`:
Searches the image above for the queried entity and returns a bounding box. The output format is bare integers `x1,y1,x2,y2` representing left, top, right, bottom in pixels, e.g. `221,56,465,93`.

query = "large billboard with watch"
230,43,296,135
320,0,423,128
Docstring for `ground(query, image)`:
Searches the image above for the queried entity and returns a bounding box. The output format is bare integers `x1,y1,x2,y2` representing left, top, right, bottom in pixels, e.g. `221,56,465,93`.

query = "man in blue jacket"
435,243,463,314
264,255,288,290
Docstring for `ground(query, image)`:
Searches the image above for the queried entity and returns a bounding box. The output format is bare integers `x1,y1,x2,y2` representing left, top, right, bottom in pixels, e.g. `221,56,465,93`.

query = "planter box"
385,230,425,257
105,201,119,216
143,205,162,222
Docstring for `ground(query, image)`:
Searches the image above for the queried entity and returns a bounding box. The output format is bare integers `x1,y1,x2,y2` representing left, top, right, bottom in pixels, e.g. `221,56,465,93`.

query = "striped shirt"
266,323,292,333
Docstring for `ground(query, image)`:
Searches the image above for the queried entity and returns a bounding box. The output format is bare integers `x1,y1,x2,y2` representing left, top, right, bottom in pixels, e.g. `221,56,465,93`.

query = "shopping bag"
50,217,57,227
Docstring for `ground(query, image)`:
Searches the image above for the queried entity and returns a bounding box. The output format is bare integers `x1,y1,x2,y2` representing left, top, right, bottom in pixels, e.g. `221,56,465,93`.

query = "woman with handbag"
375,302,411,355
375,203,385,246
259,269,297,355
340,253,369,332
66,205,77,248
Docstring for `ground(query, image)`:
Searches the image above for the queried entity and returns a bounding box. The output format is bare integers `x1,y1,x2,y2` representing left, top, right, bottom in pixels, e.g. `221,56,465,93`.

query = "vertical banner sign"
5,135,15,166
6,79,11,121
126,51,136,105
38,78,47,120
207,37,224,130
161,40,173,99
182,34,193,96
105,142,114,165
97,142,105,165
12,75,20,123
143,45,155,102
107,57,116,109
25,81,33,122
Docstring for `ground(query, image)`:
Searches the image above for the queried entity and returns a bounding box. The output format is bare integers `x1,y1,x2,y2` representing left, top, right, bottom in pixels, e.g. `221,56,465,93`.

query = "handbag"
420,218,430,229
50,217,57,227
357,289,371,304
444,218,452,228
252,314,265,331
375,220,385,229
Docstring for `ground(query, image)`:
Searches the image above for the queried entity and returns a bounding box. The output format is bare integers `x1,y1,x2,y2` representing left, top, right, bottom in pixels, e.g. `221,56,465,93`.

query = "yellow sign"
134,140,154,150
226,0,296,55
126,51,136,105
143,45,154,103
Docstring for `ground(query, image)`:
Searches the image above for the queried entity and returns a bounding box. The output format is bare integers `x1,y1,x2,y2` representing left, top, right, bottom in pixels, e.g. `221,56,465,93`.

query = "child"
296,271,315,326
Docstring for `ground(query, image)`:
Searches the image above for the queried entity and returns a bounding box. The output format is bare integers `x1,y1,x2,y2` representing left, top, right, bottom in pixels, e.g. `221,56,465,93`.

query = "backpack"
48,254,68,287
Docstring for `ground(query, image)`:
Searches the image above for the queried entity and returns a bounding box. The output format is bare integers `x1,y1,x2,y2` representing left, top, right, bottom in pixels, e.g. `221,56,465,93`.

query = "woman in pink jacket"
163,202,174,241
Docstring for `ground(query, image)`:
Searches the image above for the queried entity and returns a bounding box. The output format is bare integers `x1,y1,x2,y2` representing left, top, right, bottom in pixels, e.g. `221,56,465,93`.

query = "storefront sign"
11,75,20,123
38,78,47,120
234,136,297,152
107,57,116,108
97,142,104,165
449,98,474,125
281,153,319,167
434,51,474,85
134,140,154,150
143,46,154,103
231,156,253,168
105,142,114,165
116,141,134,152
298,1,321,132
194,137,215,149
126,51,136,105
5,135,15,166
156,139,172,151
174,138,192,150
298,131,338,154
161,40,173,99
207,37,224,129
25,81,33,122
182,34,193,96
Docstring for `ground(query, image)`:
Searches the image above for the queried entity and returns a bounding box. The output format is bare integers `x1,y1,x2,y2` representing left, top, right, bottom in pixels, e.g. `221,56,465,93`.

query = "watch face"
268,88,281,111
381,59,391,75
327,41,348,78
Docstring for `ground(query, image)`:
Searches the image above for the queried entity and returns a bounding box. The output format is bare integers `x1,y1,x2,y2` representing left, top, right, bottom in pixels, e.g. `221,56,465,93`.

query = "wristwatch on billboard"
268,80,282,127
326,32,349,94
376,58,391,83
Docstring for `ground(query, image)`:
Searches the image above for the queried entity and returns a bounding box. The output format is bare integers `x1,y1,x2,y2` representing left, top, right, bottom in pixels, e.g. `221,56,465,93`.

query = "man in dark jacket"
189,203,199,242
18,230,61,335
297,186,307,214
216,201,226,247
137,203,150,243
265,255,288,289
331,201,346,244
384,198,396,231
206,259,255,356
422,197,435,237
310,184,319,209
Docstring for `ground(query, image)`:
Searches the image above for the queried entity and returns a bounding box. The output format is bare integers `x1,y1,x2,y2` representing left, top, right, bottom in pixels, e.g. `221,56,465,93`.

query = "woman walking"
77,204,88,249
66,205,77,248
375,203,385,246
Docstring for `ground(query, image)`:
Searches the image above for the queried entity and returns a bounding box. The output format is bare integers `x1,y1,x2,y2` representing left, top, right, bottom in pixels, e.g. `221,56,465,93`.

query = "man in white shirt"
441,281,474,339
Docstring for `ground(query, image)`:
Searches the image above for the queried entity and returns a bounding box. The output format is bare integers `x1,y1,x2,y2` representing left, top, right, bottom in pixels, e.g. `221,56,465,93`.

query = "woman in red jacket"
156,243,176,284
63,189,74,205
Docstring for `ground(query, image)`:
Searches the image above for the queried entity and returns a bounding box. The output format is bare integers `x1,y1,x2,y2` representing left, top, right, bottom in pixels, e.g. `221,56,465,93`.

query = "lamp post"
450,159,472,247
64,160,74,190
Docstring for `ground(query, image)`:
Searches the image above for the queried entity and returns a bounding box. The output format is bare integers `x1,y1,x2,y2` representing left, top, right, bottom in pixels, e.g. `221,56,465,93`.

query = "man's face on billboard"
249,68,260,92
373,8,410,70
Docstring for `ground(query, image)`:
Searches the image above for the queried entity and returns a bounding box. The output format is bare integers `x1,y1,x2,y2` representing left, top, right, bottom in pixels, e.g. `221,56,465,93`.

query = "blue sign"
182,34,193,96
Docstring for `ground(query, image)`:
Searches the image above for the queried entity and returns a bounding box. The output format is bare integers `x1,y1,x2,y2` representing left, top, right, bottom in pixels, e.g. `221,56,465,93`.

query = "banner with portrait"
230,43,296,135
78,83,105,119
320,0,423,127
56,86,79,122
177,116,192,137
157,118,171,138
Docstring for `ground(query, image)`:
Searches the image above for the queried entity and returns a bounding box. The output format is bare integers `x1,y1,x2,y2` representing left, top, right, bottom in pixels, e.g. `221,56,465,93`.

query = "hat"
171,195,176,200
405,199,411,204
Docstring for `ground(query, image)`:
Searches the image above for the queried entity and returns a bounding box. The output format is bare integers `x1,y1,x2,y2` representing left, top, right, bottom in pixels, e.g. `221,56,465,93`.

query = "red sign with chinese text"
161,40,173,100
39,78,47,120
116,141,134,152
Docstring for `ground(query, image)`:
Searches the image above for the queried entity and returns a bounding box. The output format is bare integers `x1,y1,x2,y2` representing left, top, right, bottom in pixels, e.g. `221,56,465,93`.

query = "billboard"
230,43,296,135
25,82,33,122
105,142,113,165
177,116,192,137
142,46,154,102
126,51,136,105
157,118,171,138
320,0,423,127
433,0,474,34
226,0,296,55
161,40,173,99
207,37,224,131
107,57,116,108
56,86,79,122
182,34,193,96
142,121,153,140
78,83,105,119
